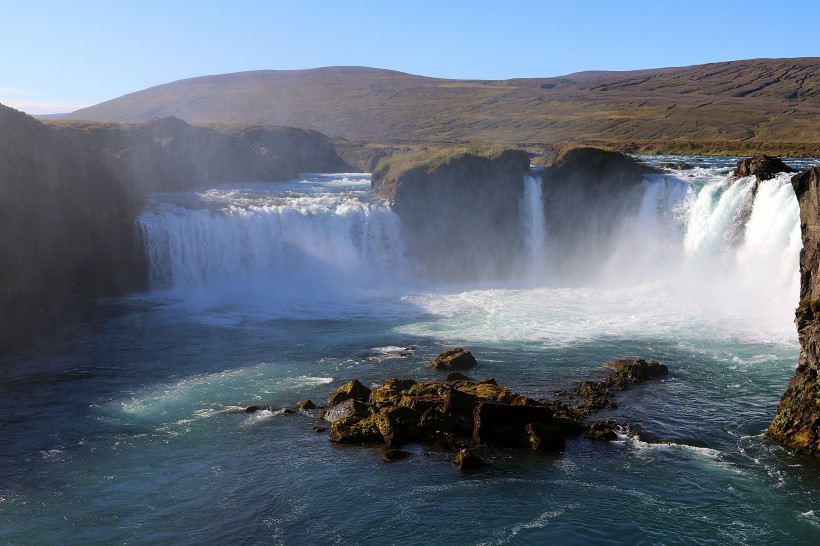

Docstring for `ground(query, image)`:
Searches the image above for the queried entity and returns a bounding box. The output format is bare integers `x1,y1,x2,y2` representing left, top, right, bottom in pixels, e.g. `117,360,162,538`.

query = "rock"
477,377,498,385
382,448,411,462
660,161,694,170
321,398,370,423
313,425,327,433
369,377,417,407
245,405,272,413
371,145,531,281
526,422,566,451
733,155,795,181
552,417,585,436
473,401,555,448
453,449,486,470
769,167,820,456
328,379,372,406
375,406,421,447
296,399,316,410
279,408,296,415
587,420,619,441
431,348,478,371
445,371,470,381
329,414,383,444
603,358,669,382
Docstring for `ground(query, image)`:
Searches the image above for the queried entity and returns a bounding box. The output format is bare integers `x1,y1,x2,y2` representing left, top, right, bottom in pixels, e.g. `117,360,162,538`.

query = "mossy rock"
328,379,372,406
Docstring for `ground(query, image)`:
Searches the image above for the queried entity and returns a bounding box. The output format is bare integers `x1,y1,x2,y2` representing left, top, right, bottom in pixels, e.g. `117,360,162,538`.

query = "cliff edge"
769,167,820,456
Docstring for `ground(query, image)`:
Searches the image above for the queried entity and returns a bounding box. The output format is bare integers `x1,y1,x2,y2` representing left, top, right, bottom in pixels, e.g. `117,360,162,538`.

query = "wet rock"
279,408,296,415
431,348,477,371
660,161,694,170
321,398,370,423
328,379,372,406
313,425,328,433
382,448,411,462
329,414,383,444
369,377,417,407
473,401,554,447
552,417,585,436
445,371,470,381
245,405,272,413
477,377,498,385
453,448,486,470
296,399,316,410
526,422,566,451
587,420,619,441
604,358,669,383
376,406,422,447
733,155,795,181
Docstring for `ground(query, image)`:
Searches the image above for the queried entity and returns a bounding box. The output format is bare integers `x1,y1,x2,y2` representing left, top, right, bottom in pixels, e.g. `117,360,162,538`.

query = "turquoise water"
2,163,820,544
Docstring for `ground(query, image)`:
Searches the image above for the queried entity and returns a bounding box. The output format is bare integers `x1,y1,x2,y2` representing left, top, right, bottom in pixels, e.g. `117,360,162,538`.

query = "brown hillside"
64,59,820,150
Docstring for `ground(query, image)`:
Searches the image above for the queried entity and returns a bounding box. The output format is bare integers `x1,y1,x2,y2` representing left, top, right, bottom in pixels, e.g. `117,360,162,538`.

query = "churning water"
2,161,820,544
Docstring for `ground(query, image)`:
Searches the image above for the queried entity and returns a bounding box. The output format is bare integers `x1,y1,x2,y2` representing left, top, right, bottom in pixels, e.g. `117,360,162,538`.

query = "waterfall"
138,178,406,300
521,173,546,271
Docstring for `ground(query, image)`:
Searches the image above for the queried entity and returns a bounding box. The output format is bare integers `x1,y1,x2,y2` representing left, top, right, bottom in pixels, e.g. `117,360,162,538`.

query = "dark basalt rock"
279,408,296,415
445,371,471,381
733,155,795,181
587,420,619,441
473,401,554,448
296,399,316,410
431,348,478,371
526,422,566,451
453,449,486,470
328,379,372,406
768,167,820,456
603,358,669,383
382,448,411,462
660,161,694,170
245,405,272,413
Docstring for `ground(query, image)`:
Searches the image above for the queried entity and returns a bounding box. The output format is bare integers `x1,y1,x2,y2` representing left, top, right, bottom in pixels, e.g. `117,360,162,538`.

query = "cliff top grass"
373,143,518,176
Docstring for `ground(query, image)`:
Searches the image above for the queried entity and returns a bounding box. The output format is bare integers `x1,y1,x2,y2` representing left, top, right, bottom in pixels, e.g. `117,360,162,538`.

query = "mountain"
65,59,820,151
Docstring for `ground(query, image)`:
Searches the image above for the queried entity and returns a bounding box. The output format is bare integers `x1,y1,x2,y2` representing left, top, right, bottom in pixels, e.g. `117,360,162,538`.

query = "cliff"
372,145,531,280
769,167,820,456
0,105,351,349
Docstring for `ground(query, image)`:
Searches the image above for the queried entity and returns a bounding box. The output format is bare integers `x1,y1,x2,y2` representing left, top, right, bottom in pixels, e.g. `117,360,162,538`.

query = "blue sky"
2,0,819,114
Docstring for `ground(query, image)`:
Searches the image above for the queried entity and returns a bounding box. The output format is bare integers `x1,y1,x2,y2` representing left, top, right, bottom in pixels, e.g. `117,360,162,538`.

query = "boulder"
296,399,316,410
453,449,486,470
733,155,795,181
321,398,370,423
375,406,422,447
603,358,669,383
587,420,619,441
526,422,566,451
382,448,411,462
328,379,372,406
245,405,272,413
431,348,477,371
445,371,470,381
369,377,417,407
473,401,555,447
329,414,383,444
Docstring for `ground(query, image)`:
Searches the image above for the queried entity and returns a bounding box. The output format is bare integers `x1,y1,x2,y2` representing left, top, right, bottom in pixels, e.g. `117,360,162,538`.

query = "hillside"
64,59,820,152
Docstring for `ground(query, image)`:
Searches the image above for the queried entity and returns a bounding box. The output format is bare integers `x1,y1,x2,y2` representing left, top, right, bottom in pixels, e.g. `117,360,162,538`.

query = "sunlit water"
2,164,820,544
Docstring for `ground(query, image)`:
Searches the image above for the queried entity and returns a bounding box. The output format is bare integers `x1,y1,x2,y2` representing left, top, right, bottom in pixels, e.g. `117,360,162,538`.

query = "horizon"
3,0,820,115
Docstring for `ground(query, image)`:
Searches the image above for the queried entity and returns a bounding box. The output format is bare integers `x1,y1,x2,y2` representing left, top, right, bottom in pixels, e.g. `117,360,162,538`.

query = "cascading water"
521,172,547,272
138,175,407,311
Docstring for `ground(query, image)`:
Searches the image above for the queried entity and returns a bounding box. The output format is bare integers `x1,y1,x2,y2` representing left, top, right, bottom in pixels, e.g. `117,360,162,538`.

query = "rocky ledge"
733,155,795,182
314,353,668,468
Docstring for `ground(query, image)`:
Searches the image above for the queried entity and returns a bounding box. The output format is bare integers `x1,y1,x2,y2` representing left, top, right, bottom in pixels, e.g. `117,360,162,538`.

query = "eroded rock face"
733,155,795,181
769,167,820,456
371,146,531,281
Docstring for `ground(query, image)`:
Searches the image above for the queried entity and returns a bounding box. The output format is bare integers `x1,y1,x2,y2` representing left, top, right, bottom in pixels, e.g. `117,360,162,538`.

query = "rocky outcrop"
769,167,820,456
0,106,351,352
431,348,478,371
733,155,795,181
538,147,661,281
371,145,531,280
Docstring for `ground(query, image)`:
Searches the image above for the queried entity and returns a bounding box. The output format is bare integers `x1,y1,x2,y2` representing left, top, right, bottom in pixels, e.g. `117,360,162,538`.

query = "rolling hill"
65,58,820,153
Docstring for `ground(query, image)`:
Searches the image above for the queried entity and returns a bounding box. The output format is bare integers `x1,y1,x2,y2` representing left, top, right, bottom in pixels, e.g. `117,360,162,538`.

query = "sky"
2,0,819,115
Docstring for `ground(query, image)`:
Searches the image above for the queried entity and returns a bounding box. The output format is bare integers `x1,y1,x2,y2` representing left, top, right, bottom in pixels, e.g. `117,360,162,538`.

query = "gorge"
2,60,820,541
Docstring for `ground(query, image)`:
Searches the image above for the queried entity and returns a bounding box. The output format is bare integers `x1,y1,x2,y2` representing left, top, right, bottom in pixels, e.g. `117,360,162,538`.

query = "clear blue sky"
2,0,819,114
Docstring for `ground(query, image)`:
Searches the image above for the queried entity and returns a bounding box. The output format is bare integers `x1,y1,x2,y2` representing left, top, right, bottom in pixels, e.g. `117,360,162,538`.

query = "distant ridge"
66,58,820,147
